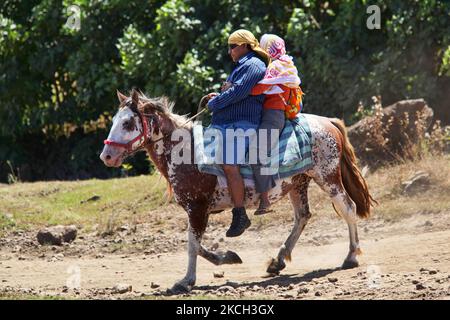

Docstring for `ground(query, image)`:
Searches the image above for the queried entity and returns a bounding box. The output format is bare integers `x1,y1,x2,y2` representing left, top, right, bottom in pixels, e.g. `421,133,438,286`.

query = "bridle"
103,102,151,154
103,94,210,154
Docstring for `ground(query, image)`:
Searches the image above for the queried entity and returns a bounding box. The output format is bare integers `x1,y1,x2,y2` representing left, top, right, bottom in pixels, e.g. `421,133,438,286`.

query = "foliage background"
0,0,449,182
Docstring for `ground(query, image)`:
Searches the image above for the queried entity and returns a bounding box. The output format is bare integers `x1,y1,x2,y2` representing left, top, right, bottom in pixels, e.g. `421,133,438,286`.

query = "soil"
1,203,449,300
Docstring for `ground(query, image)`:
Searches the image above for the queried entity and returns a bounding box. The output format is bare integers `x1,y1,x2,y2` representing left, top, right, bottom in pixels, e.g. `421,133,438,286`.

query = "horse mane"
136,92,192,129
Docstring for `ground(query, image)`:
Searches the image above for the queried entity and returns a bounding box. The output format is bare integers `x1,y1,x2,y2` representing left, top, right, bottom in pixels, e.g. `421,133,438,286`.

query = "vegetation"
0,1,449,182
0,173,166,235
1,154,449,234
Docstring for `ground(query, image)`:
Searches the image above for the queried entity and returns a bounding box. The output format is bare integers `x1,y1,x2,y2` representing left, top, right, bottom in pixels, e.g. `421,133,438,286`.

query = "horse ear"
131,89,140,106
117,90,127,103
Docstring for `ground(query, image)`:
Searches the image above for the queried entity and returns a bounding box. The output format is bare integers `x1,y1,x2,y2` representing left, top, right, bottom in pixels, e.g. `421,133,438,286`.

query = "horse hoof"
168,282,192,295
341,259,359,270
266,258,286,275
224,251,243,264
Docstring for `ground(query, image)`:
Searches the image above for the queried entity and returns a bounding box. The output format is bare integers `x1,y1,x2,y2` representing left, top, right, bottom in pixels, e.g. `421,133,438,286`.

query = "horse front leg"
170,209,208,294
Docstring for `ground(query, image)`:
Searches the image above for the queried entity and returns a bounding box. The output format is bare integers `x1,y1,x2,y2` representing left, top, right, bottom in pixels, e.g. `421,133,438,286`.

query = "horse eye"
122,118,136,131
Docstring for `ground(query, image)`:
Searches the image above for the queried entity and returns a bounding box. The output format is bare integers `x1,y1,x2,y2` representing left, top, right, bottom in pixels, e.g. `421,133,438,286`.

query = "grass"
0,155,449,236
209,154,450,227
365,154,450,221
0,173,166,236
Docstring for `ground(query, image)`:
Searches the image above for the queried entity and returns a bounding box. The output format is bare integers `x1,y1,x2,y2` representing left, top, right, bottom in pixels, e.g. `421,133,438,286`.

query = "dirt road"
1,205,449,299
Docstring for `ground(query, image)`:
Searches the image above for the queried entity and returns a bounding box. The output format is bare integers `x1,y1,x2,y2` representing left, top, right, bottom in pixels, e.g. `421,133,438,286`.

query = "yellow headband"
228,29,269,64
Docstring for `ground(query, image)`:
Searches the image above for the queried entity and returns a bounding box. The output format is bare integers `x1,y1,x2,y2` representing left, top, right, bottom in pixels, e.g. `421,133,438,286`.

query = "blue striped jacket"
208,52,266,126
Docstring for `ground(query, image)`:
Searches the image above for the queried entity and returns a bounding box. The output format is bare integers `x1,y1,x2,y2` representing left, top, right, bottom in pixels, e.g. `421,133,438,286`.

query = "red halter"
104,112,150,153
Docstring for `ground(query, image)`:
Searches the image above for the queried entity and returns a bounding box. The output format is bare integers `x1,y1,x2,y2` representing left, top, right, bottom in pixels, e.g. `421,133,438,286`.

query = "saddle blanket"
193,114,314,183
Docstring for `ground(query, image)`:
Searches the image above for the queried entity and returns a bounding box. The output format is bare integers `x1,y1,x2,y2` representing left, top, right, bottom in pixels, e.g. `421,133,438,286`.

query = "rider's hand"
206,92,218,101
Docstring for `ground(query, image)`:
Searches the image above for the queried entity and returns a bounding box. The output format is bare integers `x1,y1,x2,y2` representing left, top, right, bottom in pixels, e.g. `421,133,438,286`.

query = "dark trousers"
250,109,285,193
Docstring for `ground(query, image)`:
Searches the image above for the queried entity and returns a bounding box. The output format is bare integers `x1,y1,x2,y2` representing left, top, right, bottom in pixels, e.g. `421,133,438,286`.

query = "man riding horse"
205,29,270,237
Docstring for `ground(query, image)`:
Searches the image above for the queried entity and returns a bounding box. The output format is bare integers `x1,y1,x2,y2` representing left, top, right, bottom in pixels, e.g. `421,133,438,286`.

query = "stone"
150,282,160,289
112,284,132,294
401,171,431,196
213,271,224,278
218,286,236,293
348,99,434,167
298,287,309,294
37,225,77,245
416,283,426,290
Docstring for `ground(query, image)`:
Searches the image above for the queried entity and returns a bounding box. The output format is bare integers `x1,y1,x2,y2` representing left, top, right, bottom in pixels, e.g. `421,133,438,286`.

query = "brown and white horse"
100,89,376,293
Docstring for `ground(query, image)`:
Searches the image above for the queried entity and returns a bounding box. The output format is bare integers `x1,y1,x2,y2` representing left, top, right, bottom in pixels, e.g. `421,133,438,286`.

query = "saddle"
194,114,314,182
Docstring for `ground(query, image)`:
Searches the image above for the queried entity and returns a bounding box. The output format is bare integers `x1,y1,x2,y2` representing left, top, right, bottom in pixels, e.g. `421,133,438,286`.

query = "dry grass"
1,155,449,235
353,96,449,166
0,174,166,235
209,154,450,228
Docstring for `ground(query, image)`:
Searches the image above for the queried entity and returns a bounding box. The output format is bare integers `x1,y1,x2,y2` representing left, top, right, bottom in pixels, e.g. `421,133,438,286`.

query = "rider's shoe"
226,207,251,237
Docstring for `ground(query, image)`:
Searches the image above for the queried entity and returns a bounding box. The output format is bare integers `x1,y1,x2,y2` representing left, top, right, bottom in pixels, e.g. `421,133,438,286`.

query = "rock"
150,282,160,289
401,171,431,196
80,195,100,204
218,286,236,293
298,287,309,294
428,269,438,275
112,284,132,294
424,221,433,227
328,277,338,283
315,291,322,297
415,283,426,290
37,225,77,245
335,289,344,296
348,99,434,167
211,242,219,251
213,271,224,278
224,281,239,288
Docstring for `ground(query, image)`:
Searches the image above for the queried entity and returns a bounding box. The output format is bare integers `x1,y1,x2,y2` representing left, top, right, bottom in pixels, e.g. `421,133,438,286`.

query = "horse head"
100,89,164,167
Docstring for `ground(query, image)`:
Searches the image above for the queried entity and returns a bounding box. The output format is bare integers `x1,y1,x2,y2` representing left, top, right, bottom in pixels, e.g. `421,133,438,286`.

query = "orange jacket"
250,83,291,110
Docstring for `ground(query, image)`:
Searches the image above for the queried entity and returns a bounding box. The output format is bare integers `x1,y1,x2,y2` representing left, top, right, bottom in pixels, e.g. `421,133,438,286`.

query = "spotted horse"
100,89,377,293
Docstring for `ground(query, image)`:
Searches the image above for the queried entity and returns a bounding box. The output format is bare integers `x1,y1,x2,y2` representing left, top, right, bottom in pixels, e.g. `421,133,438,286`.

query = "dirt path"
1,209,449,299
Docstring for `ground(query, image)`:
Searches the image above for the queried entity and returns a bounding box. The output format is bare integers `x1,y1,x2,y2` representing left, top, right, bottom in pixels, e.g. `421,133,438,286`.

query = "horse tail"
330,119,377,218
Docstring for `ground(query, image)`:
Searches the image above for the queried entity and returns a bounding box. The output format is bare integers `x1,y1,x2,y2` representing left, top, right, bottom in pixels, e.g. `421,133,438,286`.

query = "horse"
100,89,376,293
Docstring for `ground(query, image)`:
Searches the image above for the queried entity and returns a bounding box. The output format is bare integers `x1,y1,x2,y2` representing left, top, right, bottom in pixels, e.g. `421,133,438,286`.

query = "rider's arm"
250,83,272,95
207,63,265,112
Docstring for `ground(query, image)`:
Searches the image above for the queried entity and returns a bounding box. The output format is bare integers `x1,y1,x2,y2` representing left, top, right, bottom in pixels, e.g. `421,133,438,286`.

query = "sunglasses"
228,44,239,50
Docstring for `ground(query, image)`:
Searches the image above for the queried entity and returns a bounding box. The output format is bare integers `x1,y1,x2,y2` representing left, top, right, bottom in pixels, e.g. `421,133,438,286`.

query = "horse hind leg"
267,175,312,275
330,186,362,269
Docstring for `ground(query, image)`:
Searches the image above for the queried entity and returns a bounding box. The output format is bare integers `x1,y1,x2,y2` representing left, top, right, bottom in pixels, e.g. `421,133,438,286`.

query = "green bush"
0,0,449,182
